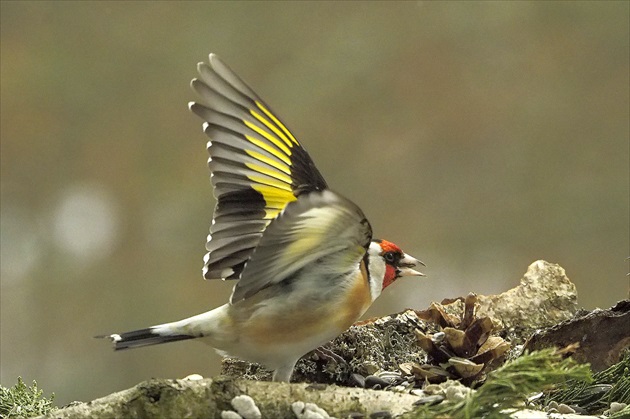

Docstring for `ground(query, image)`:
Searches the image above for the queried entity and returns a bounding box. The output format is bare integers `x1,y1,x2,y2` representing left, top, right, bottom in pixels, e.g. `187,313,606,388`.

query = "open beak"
397,253,426,277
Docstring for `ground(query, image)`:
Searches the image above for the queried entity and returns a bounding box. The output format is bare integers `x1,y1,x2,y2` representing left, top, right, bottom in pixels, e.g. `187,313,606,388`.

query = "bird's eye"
384,251,398,264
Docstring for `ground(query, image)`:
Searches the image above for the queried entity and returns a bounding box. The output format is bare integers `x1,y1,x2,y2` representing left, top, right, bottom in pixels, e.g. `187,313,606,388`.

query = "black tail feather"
95,327,195,350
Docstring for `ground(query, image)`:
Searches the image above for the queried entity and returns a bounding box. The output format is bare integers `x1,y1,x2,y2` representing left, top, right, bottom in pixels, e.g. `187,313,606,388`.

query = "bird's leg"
272,360,298,382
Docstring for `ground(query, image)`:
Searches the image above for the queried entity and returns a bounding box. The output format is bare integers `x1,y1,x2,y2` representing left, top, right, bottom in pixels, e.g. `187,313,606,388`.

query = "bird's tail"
96,326,195,351
96,306,227,351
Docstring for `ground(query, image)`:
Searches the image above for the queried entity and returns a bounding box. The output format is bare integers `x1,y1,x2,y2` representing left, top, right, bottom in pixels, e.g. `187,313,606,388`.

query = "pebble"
409,389,425,397
546,401,559,411
368,411,392,419
291,401,331,419
569,405,588,415
364,375,392,389
349,373,366,388
220,411,243,419
376,371,402,381
182,373,204,381
413,394,445,406
556,403,575,414
231,395,261,419
608,402,628,414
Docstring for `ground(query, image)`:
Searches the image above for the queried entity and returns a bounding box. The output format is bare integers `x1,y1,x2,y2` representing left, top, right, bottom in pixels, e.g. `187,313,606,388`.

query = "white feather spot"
220,268,234,278
111,334,122,342
202,122,210,132
187,101,195,110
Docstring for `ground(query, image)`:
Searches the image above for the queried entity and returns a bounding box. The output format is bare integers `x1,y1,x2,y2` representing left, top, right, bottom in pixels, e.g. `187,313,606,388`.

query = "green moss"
0,377,57,418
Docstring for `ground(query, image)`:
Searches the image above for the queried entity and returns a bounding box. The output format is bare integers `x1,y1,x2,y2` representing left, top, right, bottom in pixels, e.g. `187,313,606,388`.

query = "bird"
98,53,425,382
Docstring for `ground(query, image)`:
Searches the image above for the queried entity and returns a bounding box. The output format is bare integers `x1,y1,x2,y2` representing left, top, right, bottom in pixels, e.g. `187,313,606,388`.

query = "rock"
474,260,578,330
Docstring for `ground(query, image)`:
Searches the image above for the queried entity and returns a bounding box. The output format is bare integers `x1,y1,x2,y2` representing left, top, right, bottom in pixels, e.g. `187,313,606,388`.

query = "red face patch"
378,239,404,290
382,265,397,290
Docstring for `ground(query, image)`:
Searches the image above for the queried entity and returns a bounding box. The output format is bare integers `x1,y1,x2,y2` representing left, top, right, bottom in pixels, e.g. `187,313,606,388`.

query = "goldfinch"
99,54,425,382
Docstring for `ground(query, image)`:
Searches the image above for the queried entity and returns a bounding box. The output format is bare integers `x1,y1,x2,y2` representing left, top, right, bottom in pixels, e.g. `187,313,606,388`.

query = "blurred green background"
1,1,628,406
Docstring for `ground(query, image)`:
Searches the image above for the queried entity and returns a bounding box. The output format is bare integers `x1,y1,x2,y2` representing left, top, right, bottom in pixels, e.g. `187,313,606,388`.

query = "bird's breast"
236,266,372,347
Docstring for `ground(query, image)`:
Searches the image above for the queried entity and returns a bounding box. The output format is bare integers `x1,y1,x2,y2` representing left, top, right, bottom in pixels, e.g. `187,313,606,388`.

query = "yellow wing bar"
190,54,328,281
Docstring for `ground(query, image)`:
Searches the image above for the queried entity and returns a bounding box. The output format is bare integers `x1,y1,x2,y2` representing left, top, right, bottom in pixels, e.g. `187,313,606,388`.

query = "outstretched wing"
231,189,372,303
189,54,328,281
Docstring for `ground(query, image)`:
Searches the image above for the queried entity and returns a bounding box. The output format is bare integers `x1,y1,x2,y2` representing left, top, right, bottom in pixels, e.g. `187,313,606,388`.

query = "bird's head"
366,239,425,301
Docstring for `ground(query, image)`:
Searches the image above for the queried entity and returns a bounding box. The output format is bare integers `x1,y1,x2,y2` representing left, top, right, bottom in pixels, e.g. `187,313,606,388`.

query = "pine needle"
409,349,592,418
546,349,630,414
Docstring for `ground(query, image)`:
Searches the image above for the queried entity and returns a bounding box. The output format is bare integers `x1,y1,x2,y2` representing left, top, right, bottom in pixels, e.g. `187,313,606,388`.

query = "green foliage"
0,377,56,418
546,349,630,415
408,349,592,419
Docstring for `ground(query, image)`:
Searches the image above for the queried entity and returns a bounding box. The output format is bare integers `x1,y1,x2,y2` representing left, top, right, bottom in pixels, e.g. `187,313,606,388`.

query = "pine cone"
407,293,510,386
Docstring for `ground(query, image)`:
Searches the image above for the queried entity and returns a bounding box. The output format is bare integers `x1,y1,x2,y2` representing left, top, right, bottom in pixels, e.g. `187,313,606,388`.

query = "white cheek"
367,242,386,302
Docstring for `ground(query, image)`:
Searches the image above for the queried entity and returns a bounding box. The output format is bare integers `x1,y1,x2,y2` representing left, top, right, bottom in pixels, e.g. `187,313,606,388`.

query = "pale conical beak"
397,253,426,277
